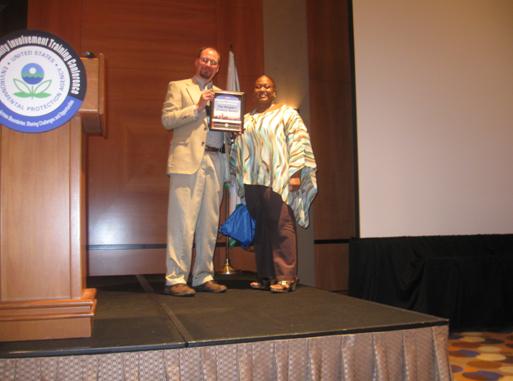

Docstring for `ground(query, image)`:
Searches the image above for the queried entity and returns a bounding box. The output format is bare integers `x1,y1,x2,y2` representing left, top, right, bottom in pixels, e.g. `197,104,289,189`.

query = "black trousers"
244,185,297,281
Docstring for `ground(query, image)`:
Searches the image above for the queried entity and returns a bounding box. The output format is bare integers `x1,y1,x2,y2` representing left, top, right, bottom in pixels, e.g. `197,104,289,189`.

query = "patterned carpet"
449,330,513,380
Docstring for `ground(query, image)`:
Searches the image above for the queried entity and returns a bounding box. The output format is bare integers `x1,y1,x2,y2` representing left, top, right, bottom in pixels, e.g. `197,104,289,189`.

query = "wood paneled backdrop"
307,0,356,290
25,0,356,290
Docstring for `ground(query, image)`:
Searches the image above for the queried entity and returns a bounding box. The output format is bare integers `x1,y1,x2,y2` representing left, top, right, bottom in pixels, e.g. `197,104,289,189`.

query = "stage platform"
0,274,452,380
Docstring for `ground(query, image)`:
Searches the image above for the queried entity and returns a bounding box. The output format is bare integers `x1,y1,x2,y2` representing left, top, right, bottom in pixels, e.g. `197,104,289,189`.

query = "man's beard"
199,68,213,80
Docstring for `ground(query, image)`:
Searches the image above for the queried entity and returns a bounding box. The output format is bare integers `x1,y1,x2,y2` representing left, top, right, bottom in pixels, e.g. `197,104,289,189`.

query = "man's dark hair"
197,47,221,61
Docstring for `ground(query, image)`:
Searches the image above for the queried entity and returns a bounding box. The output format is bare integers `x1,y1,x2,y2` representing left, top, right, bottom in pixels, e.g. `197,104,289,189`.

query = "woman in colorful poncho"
230,75,317,292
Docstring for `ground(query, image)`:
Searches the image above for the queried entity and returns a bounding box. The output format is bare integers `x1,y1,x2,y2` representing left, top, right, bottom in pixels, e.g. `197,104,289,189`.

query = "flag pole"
219,186,238,275
218,47,240,275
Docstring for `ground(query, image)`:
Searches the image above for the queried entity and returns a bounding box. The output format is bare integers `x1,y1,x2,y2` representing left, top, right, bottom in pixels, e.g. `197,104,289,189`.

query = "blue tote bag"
219,204,255,247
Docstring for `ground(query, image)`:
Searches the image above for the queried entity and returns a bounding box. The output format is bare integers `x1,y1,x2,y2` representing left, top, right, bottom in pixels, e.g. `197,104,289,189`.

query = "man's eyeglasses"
199,57,219,67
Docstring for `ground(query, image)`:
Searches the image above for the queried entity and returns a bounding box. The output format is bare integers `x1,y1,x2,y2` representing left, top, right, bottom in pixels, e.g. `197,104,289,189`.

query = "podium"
0,54,106,341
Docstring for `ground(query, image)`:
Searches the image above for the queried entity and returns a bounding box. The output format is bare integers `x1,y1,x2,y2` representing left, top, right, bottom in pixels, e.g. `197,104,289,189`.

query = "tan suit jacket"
161,78,228,180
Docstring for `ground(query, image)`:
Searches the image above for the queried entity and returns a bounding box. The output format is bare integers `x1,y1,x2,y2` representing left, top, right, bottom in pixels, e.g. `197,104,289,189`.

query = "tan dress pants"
165,151,225,287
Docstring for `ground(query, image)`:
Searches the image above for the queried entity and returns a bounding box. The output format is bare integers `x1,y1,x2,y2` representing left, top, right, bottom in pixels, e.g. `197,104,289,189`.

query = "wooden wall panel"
27,0,82,51
76,0,264,274
307,0,356,241
315,244,349,291
215,0,265,112
309,81,356,238
213,246,256,273
89,249,165,276
89,245,256,276
307,0,356,290
24,0,356,281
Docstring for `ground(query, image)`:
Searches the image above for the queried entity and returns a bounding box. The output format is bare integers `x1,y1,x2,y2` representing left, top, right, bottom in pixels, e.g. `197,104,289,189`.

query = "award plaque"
210,90,244,132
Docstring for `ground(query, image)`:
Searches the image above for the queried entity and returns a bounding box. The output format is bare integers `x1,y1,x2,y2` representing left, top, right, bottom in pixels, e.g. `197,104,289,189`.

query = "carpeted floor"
449,330,513,380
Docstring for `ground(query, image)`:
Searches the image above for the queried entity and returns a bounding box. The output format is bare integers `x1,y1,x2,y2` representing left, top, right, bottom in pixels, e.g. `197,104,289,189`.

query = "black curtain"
349,235,513,329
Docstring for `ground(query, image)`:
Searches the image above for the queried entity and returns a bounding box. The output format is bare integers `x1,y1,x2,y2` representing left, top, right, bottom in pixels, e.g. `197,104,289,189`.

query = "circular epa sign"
0,30,86,133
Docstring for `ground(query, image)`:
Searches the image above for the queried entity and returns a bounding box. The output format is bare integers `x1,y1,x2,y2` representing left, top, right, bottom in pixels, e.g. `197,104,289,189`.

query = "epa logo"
15,63,51,99
0,30,86,133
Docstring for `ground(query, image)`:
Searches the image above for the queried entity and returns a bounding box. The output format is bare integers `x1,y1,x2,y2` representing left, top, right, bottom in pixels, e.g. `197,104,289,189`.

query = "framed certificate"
210,90,244,132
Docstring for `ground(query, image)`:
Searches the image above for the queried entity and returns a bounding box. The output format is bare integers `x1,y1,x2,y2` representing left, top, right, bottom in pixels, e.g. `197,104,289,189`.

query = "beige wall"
354,0,513,237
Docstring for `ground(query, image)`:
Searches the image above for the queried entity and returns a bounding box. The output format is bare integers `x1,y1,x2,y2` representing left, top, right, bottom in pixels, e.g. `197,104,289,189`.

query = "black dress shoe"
164,283,196,297
194,280,227,293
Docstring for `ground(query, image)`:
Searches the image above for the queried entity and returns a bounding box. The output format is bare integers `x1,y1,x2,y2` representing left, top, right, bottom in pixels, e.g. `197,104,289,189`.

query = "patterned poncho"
230,105,318,228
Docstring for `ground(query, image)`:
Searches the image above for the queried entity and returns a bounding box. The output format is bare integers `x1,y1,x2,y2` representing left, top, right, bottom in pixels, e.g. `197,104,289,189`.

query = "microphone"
205,82,213,117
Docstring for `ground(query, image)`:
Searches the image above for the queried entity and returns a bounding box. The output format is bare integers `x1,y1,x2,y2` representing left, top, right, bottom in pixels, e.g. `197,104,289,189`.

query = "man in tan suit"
161,47,228,296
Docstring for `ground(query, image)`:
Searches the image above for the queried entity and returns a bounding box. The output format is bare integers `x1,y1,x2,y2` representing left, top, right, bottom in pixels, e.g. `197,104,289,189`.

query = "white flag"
226,50,241,215
227,50,240,92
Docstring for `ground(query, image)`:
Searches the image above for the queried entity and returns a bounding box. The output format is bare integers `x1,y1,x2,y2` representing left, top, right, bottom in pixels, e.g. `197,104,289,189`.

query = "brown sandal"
270,280,297,293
